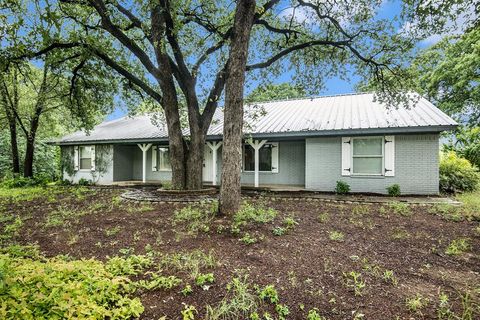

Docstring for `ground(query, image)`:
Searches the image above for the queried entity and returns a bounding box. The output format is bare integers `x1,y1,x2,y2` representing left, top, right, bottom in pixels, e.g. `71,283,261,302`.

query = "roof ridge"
247,91,373,105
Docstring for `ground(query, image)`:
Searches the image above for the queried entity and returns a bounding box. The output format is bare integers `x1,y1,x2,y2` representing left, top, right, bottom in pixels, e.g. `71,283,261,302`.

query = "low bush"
78,177,93,186
233,201,277,228
387,184,401,196
439,152,479,193
0,254,144,319
1,173,53,188
335,181,350,194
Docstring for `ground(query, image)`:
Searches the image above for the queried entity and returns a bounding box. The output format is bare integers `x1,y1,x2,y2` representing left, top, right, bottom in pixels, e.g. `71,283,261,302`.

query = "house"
57,93,457,195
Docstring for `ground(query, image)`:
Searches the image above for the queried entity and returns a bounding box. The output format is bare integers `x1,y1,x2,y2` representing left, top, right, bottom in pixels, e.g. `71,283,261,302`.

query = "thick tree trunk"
23,136,35,178
186,130,205,190
219,0,257,215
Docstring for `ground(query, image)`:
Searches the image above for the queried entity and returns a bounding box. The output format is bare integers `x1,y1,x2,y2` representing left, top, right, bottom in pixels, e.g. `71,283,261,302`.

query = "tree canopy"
247,83,306,102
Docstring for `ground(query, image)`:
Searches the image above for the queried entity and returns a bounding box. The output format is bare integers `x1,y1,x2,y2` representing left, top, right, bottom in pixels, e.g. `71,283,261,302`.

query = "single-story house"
57,92,457,194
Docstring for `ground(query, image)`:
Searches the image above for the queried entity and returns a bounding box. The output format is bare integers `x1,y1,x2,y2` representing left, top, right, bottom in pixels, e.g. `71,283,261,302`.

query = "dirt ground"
2,186,479,319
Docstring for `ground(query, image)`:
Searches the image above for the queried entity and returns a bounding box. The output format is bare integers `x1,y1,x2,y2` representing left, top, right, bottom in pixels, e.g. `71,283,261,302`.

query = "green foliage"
195,273,215,286
0,254,144,319
272,226,286,236
440,151,479,193
335,181,350,194
445,238,471,256
343,271,366,296
275,304,290,320
205,275,258,320
160,250,216,280
173,202,217,234
328,230,345,241
258,285,279,304
388,202,412,216
233,201,277,228
240,232,258,244
307,308,327,320
445,127,480,168
386,184,401,196
135,273,182,291
282,216,298,229
105,255,153,276
181,284,193,296
181,304,197,320
78,177,93,186
456,190,480,221
246,83,306,103
405,293,429,312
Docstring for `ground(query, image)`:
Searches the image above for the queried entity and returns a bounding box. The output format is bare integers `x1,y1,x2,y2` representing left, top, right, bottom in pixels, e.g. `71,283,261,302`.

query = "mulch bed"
2,187,479,319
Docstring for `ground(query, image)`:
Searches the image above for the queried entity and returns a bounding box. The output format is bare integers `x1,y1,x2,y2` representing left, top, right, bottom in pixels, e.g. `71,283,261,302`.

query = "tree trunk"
186,129,205,190
23,136,35,178
8,119,20,174
219,0,257,215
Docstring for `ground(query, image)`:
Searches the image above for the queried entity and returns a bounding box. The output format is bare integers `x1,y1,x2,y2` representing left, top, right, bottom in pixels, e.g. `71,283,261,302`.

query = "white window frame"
242,142,278,173
351,136,384,176
78,145,94,171
157,146,172,172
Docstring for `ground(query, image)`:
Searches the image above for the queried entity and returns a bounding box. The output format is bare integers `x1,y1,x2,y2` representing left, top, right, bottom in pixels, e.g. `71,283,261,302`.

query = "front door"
203,147,213,182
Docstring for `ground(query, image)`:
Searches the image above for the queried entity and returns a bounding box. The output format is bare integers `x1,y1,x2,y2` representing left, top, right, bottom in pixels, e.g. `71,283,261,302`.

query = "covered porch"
111,139,306,188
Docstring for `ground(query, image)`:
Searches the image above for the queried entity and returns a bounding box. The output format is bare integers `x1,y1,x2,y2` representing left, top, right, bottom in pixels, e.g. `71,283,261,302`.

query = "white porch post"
206,141,222,186
247,140,267,187
137,143,152,183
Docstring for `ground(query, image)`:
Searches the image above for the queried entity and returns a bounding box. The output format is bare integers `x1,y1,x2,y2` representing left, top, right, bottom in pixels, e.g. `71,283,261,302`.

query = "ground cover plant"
0,185,479,319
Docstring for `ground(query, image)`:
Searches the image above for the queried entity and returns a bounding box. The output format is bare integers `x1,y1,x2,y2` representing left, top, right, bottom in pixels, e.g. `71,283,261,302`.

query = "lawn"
0,186,479,319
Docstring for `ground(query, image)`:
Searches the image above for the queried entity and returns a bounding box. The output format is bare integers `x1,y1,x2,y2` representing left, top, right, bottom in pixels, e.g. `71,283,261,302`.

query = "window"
243,143,275,172
157,147,171,171
79,146,93,170
352,137,384,175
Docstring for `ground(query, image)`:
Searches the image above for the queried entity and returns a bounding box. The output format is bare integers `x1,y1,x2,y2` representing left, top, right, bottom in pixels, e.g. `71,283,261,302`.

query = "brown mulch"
2,187,479,320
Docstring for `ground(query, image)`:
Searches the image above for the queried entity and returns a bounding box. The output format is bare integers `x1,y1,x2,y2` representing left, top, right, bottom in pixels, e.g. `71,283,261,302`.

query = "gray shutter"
152,145,158,171
341,137,351,176
384,136,395,176
74,146,79,171
271,142,279,173
90,145,96,171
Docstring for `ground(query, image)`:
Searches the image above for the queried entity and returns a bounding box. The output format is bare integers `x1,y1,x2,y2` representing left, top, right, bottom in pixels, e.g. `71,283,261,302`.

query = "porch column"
247,140,267,187
206,141,222,186
137,143,152,183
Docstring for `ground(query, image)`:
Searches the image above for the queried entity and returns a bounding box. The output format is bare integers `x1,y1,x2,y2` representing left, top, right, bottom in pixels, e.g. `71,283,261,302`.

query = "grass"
405,293,429,312
328,230,345,241
388,201,412,216
160,249,216,280
456,190,480,221
445,238,471,255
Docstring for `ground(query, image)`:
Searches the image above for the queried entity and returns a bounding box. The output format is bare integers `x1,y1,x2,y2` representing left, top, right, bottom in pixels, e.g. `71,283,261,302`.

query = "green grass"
456,189,480,221
445,238,471,256
0,185,62,202
328,230,345,241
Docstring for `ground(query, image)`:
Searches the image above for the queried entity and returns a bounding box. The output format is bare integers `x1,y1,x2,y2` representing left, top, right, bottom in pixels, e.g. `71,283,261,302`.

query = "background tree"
247,82,306,102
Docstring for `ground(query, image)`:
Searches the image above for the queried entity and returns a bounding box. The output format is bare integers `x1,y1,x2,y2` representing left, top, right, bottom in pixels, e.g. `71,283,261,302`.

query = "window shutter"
271,142,279,173
74,146,79,171
152,145,157,171
341,137,351,176
384,135,395,177
91,145,96,171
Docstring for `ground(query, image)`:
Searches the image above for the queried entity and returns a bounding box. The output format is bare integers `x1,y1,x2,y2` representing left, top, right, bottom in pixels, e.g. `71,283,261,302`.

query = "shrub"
440,152,479,193
78,177,93,186
386,184,401,196
335,181,350,194
258,285,279,304
0,254,144,319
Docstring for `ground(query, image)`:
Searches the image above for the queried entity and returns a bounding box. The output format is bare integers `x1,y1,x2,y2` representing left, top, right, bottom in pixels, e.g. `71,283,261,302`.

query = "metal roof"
58,92,457,144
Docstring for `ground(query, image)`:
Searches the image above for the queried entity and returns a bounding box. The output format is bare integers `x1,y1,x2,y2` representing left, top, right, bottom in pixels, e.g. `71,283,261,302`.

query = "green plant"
181,304,197,320
343,271,366,296
307,308,326,320
233,201,277,228
195,273,215,286
161,181,173,190
388,202,411,216
106,254,153,276
328,230,345,241
258,285,279,304
181,284,193,296
160,250,216,280
317,212,329,223
0,254,144,319
335,181,350,194
382,270,398,286
173,202,217,234
136,274,182,290
440,151,479,193
78,177,93,186
445,238,471,255
275,304,290,320
387,184,401,196
283,216,298,229
240,233,258,245
105,226,122,236
205,275,258,320
405,293,429,312
272,226,286,236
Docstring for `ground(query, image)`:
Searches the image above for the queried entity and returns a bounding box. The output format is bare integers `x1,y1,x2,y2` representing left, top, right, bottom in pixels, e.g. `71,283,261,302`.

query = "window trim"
157,146,172,172
242,142,276,173
351,136,384,176
79,145,94,171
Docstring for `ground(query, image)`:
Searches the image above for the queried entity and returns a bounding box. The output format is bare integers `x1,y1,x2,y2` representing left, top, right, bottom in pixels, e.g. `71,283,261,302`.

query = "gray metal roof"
58,92,457,144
